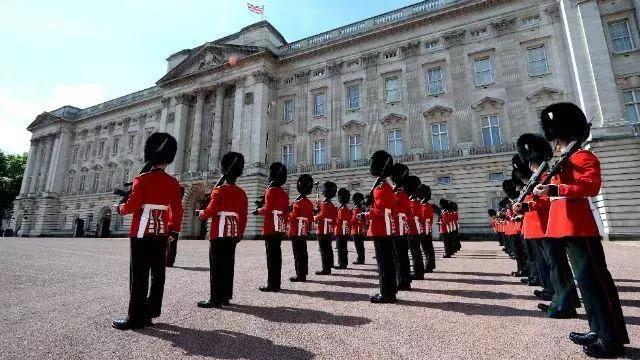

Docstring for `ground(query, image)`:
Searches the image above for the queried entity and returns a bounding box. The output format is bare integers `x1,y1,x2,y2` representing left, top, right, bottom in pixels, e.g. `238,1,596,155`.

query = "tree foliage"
0,151,28,220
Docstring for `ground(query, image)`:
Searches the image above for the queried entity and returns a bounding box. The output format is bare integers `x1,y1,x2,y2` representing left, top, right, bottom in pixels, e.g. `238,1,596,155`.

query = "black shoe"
528,280,541,287
424,268,434,273
259,286,280,292
411,274,425,280
583,339,625,358
315,270,330,275
570,331,598,346
538,303,551,313
289,276,306,282
334,266,347,270
369,294,396,304
548,307,578,319
222,299,230,306
112,319,145,330
197,300,222,308
398,284,412,291
520,277,530,284
442,254,451,258
533,290,553,301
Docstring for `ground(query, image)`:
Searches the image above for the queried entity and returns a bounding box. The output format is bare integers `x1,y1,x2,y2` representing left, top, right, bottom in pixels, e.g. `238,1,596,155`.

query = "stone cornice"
400,41,421,59
379,113,407,125
443,30,466,47
327,61,343,77
423,105,453,119
472,96,505,111
491,17,517,36
361,52,380,68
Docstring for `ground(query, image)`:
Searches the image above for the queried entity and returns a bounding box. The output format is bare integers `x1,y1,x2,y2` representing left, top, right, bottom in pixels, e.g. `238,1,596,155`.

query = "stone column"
48,128,73,194
159,97,171,132
44,134,61,192
231,78,245,153
209,85,226,169
38,138,54,192
19,141,38,194
189,89,206,172
28,141,43,193
168,93,191,175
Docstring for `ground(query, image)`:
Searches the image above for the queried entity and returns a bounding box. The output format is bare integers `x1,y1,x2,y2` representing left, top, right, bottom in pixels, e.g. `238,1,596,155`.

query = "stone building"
11,0,640,239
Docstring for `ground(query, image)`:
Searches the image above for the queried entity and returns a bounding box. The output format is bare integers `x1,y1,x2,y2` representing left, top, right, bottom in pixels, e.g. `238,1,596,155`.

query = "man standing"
166,186,185,267
350,193,366,265
335,188,352,269
288,174,314,282
196,152,247,308
417,184,436,272
390,163,413,291
112,132,184,330
404,175,425,280
314,182,337,275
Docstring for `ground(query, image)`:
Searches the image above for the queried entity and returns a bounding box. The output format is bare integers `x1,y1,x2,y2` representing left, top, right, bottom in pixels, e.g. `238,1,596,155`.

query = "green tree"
0,151,28,221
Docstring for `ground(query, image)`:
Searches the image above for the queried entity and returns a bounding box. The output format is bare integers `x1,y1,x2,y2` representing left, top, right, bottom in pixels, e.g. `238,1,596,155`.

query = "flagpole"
262,4,265,21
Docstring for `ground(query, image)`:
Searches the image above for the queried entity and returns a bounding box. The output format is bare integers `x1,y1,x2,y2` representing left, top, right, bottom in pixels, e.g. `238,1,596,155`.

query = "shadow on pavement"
434,271,512,277
617,285,640,293
283,289,370,302
397,300,545,318
426,277,518,286
621,299,640,308
306,279,377,289
331,273,379,280
141,324,315,359
413,288,535,301
172,266,209,272
225,304,371,326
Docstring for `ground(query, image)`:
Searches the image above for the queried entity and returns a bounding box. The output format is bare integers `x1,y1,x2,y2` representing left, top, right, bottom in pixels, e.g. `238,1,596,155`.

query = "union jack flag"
247,3,264,14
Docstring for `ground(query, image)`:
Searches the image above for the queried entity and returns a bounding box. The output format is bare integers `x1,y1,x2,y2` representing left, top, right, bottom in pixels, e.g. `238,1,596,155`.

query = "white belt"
138,204,168,238
342,220,349,235
414,216,422,234
550,196,568,202
218,211,238,238
425,219,432,233
384,208,392,236
272,210,284,232
296,217,308,236
398,213,407,236
323,218,333,234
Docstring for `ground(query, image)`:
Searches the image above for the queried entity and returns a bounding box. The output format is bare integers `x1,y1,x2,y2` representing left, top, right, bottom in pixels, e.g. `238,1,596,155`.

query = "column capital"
161,97,171,107
174,93,194,105
235,77,246,88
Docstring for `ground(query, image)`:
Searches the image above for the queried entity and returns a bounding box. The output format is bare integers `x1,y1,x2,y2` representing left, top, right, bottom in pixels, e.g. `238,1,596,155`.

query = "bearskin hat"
451,202,458,212
511,169,525,188
370,150,394,178
220,152,245,178
403,175,421,197
322,181,337,199
144,132,177,165
338,188,350,205
488,209,497,217
390,163,410,186
512,154,533,181
517,133,553,165
502,179,519,200
352,192,365,205
415,184,432,202
439,198,448,210
498,197,510,211
269,162,287,186
540,102,591,142
296,174,314,196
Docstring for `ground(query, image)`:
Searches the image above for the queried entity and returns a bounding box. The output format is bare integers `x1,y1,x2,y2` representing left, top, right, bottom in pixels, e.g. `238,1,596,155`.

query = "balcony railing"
468,142,517,155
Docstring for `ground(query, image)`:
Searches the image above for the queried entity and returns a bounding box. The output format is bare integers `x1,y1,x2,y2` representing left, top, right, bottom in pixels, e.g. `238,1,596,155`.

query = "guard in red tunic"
196,152,247,308
350,192,366,264
314,181,337,275
439,199,453,258
503,180,527,276
451,202,461,253
335,188,352,269
288,174,314,282
534,103,628,357
417,184,436,272
112,133,184,330
512,159,540,287
403,175,425,280
358,150,398,303
390,163,412,290
166,186,185,267
488,209,499,244
253,162,289,292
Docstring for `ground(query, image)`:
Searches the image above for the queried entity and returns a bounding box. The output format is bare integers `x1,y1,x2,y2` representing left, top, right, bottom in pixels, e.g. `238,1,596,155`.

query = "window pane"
491,126,501,145
627,104,639,123
441,132,449,150
482,128,492,146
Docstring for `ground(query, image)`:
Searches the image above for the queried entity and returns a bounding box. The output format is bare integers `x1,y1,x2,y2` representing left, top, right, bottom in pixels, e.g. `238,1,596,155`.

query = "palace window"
387,129,404,156
624,89,640,123
313,68,325,77
609,20,635,53
385,77,400,103
313,93,326,117
481,115,502,146
490,195,502,210
84,142,92,161
106,170,115,190
424,39,440,50
98,140,105,158
79,174,87,192
281,145,293,168
112,137,119,155
283,100,294,122
66,175,74,194
72,146,79,164
347,85,360,110
489,172,504,181
128,133,136,152
123,168,130,183
437,176,451,185
527,45,549,76
313,140,325,165
348,134,362,161
474,57,494,86
522,15,541,27
426,67,444,95
92,172,100,192
431,123,449,151
384,50,398,59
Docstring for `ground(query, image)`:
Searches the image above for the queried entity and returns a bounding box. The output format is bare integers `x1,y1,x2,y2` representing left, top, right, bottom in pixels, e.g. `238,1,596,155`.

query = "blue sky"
0,0,418,154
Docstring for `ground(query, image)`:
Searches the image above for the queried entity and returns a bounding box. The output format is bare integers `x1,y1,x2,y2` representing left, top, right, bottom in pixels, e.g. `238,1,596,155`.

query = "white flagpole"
262,4,265,21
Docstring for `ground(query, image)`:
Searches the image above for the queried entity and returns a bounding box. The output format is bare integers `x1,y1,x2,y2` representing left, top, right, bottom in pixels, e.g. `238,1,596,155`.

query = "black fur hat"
415,184,432,202
511,169,525,188
512,154,533,181
488,209,497,217
390,163,410,186
502,179,518,200
540,102,591,142
269,162,287,186
322,181,337,199
144,132,177,165
296,174,314,196
498,197,510,211
403,175,421,197
352,192,364,205
220,152,245,178
370,150,394,178
338,188,350,205
439,198,448,210
452,202,458,212
517,133,553,165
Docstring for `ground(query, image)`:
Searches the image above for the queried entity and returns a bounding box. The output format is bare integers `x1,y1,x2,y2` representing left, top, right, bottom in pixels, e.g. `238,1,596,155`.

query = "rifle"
194,157,240,217
113,138,168,204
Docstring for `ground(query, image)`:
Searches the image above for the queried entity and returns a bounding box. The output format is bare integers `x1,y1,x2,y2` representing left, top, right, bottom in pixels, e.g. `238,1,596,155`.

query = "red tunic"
410,199,424,235
350,206,366,235
505,209,515,236
365,181,397,237
199,184,248,240
546,150,601,238
394,190,413,236
336,205,352,236
522,193,550,240
422,203,434,234
315,200,337,235
287,197,314,237
257,187,289,235
439,211,450,234
118,169,184,238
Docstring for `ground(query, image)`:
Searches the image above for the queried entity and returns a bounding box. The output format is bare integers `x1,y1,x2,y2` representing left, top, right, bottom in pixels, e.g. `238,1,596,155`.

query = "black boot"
570,331,598,346
112,319,145,330
582,339,625,358
197,300,222,308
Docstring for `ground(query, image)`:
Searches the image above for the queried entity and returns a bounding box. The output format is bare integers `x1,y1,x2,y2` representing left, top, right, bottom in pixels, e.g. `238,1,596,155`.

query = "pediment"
277,131,296,142
471,97,505,112
27,112,67,131
157,43,263,85
525,87,564,103
379,113,407,125
341,120,366,132
307,126,329,136
423,105,453,119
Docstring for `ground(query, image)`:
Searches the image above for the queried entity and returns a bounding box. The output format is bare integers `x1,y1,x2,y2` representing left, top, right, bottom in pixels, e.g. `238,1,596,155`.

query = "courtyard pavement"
0,237,638,359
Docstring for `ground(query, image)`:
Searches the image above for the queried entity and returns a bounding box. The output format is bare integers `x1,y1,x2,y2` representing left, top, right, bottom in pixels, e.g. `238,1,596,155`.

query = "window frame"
387,128,404,156
489,172,505,182
608,19,635,54
385,77,400,104
282,99,294,122
313,139,326,165
474,57,494,86
112,137,119,155
313,93,326,117
623,89,640,124
437,176,452,185
348,134,362,161
526,45,550,76
347,84,360,110
281,144,293,168
431,122,449,151
426,66,444,96
97,140,105,158
127,133,136,152
481,114,502,146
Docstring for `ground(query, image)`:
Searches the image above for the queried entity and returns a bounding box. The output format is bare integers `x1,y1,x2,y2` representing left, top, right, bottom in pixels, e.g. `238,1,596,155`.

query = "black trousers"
497,232,504,246
531,239,552,292
442,232,454,256
336,235,349,268
209,238,237,302
290,236,309,279
420,233,436,270
512,235,528,274
167,238,178,266
392,235,412,287
127,236,168,324
352,234,365,264
264,234,283,289
409,235,425,278
453,230,461,252
565,237,629,345
318,234,334,273
523,239,538,279
373,237,397,298
541,239,580,310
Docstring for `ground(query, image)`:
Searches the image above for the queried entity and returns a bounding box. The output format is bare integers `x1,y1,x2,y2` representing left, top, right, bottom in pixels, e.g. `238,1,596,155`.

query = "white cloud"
0,84,105,154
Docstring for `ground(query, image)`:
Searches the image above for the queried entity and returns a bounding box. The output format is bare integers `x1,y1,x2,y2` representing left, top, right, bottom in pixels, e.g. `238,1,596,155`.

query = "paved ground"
0,238,638,360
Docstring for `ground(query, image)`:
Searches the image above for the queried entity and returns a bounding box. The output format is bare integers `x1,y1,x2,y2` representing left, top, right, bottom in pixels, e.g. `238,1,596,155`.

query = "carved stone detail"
167,113,175,123
379,113,407,125
253,70,276,85
295,71,310,84
244,92,254,105
341,120,366,133
471,97,505,112
525,87,564,104
443,30,465,48
327,61,343,76
277,132,296,142
175,93,193,105
491,18,517,35
161,97,171,107
423,106,453,121
545,4,560,20
400,41,420,59
361,52,379,68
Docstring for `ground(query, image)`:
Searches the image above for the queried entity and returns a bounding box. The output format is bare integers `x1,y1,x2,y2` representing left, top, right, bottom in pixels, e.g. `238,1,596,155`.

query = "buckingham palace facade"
11,0,640,239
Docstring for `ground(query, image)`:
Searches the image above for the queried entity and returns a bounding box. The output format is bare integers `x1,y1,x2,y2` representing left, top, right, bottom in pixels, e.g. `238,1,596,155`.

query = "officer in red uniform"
350,193,366,265
196,152,247,308
512,159,540,287
314,181,337,275
358,150,398,304
390,163,412,290
287,174,314,282
439,199,453,258
403,175,425,280
335,188,352,269
112,133,184,330
166,186,185,267
534,103,628,357
253,162,289,292
417,184,436,272
488,209,499,244
503,180,527,276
